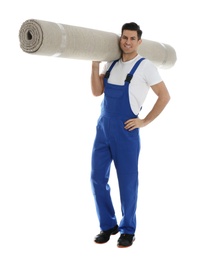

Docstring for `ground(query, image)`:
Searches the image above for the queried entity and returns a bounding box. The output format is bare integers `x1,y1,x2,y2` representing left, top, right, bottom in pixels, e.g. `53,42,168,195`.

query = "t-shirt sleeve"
101,62,112,75
143,60,163,86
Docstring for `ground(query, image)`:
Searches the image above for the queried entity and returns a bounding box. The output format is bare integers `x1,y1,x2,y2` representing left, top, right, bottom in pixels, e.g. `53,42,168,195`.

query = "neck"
122,52,138,62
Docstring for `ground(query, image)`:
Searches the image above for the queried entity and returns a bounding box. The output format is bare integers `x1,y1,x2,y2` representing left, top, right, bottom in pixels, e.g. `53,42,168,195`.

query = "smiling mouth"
124,44,131,48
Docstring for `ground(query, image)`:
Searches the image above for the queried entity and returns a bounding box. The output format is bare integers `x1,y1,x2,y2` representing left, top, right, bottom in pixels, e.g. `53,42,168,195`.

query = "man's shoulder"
138,56,158,69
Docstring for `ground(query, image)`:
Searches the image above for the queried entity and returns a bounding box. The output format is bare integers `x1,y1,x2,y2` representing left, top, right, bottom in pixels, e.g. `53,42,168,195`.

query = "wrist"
92,61,100,67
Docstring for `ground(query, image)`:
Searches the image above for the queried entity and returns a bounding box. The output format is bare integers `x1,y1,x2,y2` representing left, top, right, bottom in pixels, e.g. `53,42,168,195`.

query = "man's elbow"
166,92,171,104
92,90,103,97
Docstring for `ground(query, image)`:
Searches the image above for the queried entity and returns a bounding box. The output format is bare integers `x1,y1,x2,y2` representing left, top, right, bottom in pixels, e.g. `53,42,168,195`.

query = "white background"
0,0,198,259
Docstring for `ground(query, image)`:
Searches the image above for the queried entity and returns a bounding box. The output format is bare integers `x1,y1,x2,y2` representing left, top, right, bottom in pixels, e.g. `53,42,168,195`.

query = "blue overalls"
91,58,145,235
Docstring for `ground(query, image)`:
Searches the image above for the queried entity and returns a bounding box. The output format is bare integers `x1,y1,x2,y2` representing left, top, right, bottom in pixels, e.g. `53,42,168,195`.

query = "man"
90,22,170,248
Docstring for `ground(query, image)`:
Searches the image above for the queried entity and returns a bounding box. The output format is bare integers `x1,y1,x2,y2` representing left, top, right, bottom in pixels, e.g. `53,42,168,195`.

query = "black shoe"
94,225,119,244
117,234,135,248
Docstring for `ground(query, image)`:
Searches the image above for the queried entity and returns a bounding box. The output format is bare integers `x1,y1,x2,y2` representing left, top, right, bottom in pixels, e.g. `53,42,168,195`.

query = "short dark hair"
121,22,142,40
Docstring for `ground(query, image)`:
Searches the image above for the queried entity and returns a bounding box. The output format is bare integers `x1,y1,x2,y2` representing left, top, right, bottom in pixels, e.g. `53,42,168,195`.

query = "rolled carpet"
19,19,177,69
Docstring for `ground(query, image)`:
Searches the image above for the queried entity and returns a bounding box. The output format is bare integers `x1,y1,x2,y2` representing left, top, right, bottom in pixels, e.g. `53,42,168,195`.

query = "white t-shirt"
101,54,162,115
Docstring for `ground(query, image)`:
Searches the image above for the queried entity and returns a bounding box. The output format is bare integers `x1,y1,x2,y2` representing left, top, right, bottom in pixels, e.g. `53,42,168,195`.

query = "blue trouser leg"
91,118,117,231
110,119,140,234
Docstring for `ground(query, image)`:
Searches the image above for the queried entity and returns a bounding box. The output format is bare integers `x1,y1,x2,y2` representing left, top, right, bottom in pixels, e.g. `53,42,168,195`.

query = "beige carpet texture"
19,19,177,69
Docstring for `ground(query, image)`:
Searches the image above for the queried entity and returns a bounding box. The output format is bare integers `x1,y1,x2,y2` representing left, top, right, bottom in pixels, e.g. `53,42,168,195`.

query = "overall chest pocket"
104,85,124,99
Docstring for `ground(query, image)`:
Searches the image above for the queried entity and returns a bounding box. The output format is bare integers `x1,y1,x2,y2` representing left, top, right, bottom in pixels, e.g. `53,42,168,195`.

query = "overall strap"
125,57,145,83
104,59,119,79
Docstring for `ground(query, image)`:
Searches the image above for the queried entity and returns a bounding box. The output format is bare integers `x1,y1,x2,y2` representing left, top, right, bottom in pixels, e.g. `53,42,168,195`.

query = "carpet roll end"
19,19,43,53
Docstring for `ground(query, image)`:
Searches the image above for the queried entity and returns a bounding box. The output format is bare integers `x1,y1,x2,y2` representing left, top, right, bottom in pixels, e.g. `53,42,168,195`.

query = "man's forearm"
91,61,104,96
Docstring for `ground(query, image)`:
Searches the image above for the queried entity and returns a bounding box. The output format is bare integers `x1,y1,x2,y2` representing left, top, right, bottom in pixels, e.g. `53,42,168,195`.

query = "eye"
122,35,127,40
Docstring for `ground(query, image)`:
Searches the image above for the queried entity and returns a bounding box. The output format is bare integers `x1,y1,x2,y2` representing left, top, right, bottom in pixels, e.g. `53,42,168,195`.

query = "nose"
125,38,131,44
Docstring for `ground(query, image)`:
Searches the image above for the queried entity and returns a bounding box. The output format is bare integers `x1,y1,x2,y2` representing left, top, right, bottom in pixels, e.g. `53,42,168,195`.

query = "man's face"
120,30,142,54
